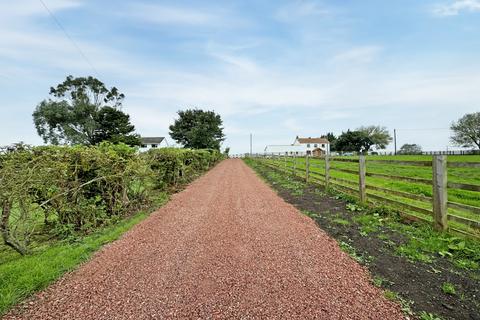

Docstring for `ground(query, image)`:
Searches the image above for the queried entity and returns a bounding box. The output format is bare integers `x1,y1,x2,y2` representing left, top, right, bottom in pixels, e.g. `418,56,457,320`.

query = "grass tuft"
441,282,456,295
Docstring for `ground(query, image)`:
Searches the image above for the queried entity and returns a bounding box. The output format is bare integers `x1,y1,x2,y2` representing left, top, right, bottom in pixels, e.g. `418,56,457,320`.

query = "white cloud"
209,52,261,74
0,1,152,82
0,0,81,21
124,61,480,127
125,4,219,26
433,0,480,16
122,3,250,28
330,46,383,65
283,118,302,131
275,0,329,22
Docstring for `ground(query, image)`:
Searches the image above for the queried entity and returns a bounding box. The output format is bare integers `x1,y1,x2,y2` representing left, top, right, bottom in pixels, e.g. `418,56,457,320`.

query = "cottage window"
151,144,158,148
141,144,147,148
322,144,325,148
314,144,318,147
307,144,310,148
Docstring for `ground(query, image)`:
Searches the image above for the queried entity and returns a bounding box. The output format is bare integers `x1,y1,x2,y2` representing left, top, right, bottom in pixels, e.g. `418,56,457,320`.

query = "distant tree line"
320,111,480,154
31,76,479,154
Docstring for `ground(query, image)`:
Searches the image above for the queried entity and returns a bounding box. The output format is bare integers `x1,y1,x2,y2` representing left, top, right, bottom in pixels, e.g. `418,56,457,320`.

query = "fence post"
293,154,297,176
432,155,448,231
325,155,330,189
305,155,310,183
359,155,366,203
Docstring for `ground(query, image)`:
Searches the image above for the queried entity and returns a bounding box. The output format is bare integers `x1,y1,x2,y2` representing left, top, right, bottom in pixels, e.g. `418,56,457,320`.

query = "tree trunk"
1,200,28,255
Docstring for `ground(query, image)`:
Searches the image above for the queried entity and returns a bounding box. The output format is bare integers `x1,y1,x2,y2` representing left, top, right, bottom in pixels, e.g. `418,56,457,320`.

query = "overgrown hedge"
0,143,223,255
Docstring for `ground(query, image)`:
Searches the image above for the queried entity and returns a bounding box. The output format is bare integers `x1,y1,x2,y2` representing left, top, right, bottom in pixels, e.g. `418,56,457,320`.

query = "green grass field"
261,155,480,236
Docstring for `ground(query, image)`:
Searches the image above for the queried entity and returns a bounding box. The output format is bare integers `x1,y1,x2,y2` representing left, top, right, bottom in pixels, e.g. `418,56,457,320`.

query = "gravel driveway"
4,159,403,319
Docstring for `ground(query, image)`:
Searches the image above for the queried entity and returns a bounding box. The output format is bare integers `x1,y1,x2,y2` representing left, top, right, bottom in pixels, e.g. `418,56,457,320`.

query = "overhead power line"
39,0,99,77
395,128,450,131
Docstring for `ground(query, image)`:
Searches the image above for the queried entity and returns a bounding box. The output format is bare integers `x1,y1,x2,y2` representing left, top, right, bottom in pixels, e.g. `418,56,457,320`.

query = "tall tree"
169,109,225,150
92,107,139,146
321,132,337,151
398,143,422,155
451,112,480,149
33,76,140,146
357,125,392,151
335,130,372,153
223,147,231,157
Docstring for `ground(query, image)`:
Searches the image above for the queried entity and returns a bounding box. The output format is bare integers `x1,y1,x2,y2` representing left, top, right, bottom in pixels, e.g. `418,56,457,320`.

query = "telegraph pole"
250,133,252,156
394,129,397,155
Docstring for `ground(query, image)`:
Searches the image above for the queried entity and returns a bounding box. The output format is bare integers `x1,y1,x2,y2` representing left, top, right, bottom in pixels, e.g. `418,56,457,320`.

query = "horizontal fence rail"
253,153,480,238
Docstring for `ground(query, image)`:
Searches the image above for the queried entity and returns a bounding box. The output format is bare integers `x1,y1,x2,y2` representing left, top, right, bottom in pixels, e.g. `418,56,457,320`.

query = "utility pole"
250,133,252,156
394,129,397,155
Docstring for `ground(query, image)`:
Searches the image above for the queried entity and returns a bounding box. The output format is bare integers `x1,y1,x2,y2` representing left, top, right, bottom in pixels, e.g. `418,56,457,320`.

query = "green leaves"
0,144,224,256
334,126,392,153
33,76,138,146
450,112,480,149
169,109,225,150
448,240,465,251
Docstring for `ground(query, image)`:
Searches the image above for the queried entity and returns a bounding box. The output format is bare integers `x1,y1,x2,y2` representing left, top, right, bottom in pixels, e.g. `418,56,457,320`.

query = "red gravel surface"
4,159,404,319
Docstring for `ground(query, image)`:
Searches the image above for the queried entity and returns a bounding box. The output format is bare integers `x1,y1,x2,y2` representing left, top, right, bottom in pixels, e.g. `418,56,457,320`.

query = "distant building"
140,137,168,151
264,136,330,156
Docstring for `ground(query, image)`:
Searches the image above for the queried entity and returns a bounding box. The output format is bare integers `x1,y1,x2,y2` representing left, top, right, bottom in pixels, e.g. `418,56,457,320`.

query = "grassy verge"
0,192,168,315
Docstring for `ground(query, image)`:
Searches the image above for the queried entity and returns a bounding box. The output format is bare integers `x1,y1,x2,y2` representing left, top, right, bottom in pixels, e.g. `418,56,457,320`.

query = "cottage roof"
296,137,329,144
141,137,165,144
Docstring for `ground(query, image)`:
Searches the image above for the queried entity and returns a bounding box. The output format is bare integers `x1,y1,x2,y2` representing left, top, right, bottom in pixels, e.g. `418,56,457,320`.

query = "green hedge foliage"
0,143,223,254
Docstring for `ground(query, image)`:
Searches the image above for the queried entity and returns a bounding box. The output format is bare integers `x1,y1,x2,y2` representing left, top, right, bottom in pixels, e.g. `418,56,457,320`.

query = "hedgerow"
0,143,223,255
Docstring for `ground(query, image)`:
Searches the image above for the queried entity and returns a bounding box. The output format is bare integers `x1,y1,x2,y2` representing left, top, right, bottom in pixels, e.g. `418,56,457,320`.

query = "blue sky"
1,0,480,154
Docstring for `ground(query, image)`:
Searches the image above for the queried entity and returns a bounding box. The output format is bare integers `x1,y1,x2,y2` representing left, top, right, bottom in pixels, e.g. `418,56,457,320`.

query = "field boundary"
254,154,480,238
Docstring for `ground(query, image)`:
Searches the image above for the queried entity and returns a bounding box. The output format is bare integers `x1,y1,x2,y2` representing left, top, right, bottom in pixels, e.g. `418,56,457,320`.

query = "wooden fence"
254,155,480,238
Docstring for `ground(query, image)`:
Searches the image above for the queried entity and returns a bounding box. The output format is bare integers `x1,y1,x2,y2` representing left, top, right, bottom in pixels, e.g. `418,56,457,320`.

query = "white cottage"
293,136,330,156
264,136,330,156
139,137,168,151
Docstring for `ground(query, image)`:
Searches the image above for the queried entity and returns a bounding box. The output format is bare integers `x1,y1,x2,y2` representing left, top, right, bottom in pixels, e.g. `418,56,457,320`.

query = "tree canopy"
357,125,392,151
335,126,392,153
451,112,480,149
335,130,371,153
398,143,422,155
169,109,225,150
321,132,337,151
33,76,140,146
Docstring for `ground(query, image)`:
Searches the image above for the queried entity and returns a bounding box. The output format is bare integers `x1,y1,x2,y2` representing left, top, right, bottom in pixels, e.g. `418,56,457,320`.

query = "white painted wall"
292,139,330,154
139,139,169,152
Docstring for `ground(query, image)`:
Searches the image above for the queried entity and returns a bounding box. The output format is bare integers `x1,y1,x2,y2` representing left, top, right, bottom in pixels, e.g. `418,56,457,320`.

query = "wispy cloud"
275,0,330,22
0,0,81,22
330,46,383,65
433,0,480,16
125,3,220,26
205,41,263,74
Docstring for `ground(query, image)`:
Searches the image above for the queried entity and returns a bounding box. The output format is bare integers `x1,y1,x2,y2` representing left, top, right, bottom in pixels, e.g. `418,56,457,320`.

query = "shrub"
0,144,223,255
